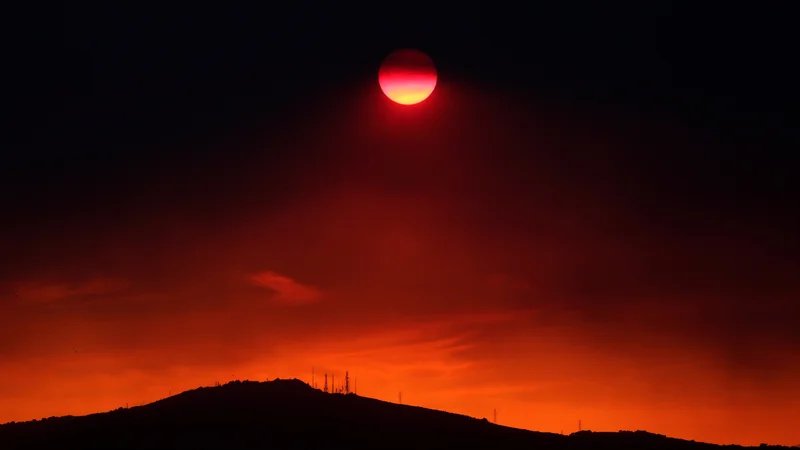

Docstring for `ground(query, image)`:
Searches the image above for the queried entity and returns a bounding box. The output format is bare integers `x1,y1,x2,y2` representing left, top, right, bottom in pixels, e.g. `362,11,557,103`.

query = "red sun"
378,49,437,105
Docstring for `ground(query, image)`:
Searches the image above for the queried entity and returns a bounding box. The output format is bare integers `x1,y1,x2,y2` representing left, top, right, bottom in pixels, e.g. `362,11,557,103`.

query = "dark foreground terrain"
0,379,789,450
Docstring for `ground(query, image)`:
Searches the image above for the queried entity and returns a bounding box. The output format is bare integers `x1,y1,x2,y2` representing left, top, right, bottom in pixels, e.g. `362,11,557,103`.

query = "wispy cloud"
249,270,323,306
13,277,129,303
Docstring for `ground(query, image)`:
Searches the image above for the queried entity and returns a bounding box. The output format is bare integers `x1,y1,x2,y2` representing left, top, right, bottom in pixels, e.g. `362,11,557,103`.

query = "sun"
378,49,437,105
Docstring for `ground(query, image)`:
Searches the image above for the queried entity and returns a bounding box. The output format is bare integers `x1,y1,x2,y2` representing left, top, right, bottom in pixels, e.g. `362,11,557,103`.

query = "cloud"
249,271,323,306
12,277,129,303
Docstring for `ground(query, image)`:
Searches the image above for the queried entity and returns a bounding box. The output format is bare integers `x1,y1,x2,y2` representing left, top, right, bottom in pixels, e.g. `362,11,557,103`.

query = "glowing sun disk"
379,49,437,105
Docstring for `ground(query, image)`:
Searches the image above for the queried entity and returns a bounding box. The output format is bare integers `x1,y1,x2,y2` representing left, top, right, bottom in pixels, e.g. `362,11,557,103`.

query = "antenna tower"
345,371,350,394
332,374,335,393
324,373,328,393
398,391,403,405
493,408,497,424
355,377,358,395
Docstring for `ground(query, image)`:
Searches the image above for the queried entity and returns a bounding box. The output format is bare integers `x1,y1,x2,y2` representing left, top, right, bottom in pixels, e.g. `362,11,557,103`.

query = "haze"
2,82,798,446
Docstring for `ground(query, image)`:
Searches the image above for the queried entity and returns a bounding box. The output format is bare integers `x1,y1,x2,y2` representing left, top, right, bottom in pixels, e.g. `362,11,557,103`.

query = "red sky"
1,83,798,446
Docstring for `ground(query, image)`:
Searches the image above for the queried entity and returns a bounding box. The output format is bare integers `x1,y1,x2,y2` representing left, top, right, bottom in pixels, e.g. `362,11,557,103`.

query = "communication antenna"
398,391,403,405
355,377,358,395
324,373,328,393
332,374,335,393
345,371,350,394
493,408,497,424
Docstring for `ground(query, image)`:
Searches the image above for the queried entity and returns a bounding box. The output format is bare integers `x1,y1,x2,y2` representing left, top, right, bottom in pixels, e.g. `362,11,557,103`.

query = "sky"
2,3,799,447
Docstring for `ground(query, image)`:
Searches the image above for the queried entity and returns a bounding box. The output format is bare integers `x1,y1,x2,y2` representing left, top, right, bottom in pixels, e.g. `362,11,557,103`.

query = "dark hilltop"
0,379,790,450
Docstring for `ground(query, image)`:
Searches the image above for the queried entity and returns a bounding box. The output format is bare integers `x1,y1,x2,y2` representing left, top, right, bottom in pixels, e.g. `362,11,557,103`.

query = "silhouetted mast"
324,373,328,393
345,371,350,394
493,408,497,424
332,374,335,393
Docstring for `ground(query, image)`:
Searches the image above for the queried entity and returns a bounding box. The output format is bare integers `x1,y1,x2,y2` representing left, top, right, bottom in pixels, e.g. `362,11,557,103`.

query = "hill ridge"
0,379,791,450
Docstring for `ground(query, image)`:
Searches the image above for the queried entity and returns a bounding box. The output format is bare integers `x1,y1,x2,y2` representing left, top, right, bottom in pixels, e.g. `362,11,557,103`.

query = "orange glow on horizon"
2,86,798,448
379,49,437,105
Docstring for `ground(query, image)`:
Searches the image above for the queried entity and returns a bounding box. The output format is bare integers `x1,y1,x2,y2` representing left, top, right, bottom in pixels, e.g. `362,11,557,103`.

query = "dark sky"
6,3,799,229
2,3,799,446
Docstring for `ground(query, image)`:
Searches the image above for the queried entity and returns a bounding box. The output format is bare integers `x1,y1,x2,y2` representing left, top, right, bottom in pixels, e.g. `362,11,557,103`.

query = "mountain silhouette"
0,379,790,450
